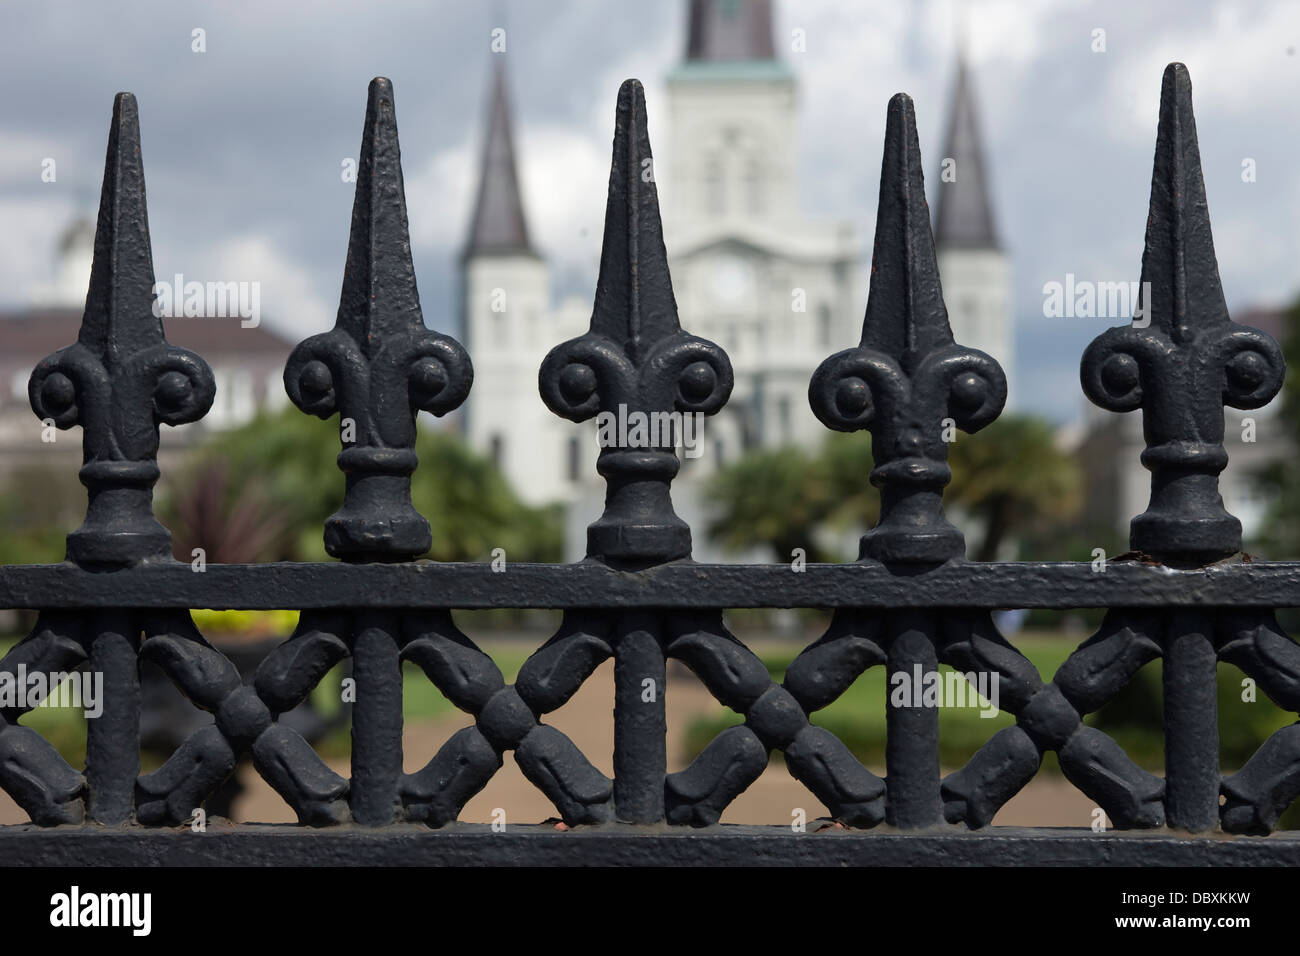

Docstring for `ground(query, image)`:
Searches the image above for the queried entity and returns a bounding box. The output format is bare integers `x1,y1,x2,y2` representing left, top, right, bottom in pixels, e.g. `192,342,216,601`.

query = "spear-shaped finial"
80,93,160,356
810,93,1005,563
539,80,732,568
285,78,473,561
862,94,954,372
336,76,424,346
1081,64,1284,565
587,78,680,364
29,93,215,567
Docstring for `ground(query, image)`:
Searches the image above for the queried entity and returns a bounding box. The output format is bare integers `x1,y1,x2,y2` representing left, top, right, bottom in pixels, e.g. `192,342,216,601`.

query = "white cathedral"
460,0,1010,559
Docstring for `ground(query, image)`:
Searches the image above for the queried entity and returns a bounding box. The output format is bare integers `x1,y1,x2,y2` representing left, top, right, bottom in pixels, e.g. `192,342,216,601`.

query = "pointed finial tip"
366,77,397,125
111,92,138,120
618,78,646,106
886,93,917,130
1162,62,1192,92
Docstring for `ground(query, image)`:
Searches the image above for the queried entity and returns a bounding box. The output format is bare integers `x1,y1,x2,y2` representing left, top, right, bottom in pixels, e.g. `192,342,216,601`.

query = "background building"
0,218,294,478
461,0,1013,559
933,52,1013,408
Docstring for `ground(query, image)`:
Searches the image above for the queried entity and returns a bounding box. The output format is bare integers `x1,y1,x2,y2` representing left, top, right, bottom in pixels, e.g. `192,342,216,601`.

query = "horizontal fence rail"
3,64,1300,866
0,561,1298,609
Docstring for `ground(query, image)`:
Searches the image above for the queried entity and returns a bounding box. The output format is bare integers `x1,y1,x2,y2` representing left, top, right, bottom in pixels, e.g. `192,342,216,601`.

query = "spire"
933,54,999,250
463,59,535,259
685,0,776,61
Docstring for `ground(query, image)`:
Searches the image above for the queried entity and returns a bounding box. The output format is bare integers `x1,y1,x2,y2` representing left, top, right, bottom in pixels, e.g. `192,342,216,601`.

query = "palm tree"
704,433,878,563
946,414,1082,561
160,407,562,563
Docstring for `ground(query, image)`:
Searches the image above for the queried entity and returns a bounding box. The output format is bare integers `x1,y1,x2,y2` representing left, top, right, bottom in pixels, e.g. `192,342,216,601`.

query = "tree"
947,414,1082,562
158,407,562,563
704,415,1080,564
704,432,877,563
0,464,85,565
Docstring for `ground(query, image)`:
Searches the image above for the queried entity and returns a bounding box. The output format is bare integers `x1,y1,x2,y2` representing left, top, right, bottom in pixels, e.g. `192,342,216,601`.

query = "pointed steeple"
933,54,999,250
685,0,776,61
463,59,535,259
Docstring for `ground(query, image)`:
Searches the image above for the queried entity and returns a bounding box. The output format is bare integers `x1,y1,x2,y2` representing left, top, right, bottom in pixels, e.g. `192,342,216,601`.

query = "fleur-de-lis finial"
285,78,473,561
809,93,1006,563
29,93,215,567
1080,63,1284,566
539,79,732,569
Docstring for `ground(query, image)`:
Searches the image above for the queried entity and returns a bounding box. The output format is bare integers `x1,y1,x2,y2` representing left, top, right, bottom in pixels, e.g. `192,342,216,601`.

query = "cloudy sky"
1,0,1297,424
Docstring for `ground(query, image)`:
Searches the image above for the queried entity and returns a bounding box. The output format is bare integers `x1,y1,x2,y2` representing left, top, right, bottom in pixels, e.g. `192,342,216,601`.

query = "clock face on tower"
710,253,754,307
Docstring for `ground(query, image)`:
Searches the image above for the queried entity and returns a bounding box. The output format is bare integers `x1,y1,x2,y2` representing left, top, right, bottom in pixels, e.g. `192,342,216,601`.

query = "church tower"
664,0,858,466
933,54,1013,402
665,0,797,230
461,59,562,504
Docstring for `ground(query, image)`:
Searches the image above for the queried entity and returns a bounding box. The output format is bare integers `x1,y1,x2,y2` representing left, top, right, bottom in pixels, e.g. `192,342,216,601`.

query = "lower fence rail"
4,825,1300,868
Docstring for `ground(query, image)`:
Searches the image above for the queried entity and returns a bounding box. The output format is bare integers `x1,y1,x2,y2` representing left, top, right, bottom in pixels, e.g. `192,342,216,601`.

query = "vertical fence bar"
349,613,403,825
810,92,1006,829
284,77,472,826
23,92,215,827
1080,63,1285,836
612,615,666,823
539,80,731,825
85,613,139,824
1162,614,1219,830
885,614,942,828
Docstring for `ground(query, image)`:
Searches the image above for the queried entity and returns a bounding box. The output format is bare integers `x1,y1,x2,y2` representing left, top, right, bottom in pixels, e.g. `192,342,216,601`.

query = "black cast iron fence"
2,63,1299,866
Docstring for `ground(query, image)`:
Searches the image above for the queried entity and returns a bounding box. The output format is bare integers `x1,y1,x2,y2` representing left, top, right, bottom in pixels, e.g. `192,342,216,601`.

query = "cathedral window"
745,157,764,215
704,155,724,215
